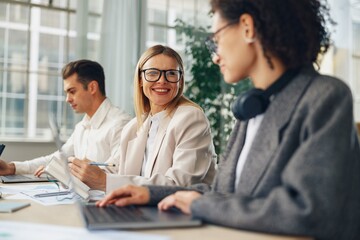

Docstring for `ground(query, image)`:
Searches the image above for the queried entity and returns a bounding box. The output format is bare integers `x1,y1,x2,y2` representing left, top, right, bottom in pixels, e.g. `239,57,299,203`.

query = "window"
146,0,212,96
146,0,211,51
351,0,360,104
352,22,360,97
0,0,103,141
350,0,360,122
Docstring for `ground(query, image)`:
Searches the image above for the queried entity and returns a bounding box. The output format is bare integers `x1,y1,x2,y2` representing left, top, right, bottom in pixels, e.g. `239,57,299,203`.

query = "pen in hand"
67,157,116,167
89,162,116,167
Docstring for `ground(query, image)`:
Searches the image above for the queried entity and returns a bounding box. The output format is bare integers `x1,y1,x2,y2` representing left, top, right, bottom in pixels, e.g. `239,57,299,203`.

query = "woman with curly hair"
97,0,360,239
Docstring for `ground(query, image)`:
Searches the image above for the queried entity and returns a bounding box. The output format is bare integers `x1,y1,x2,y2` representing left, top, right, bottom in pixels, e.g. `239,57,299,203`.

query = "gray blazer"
148,66,360,240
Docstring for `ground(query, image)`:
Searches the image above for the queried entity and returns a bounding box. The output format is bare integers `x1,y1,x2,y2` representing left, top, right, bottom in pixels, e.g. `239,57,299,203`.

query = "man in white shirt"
0,59,131,176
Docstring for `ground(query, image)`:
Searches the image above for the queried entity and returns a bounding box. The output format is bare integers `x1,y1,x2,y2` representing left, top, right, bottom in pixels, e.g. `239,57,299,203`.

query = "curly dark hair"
210,0,335,69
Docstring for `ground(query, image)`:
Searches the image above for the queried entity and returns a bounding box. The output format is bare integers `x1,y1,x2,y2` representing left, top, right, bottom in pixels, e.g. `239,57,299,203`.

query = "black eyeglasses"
205,20,238,56
140,68,182,83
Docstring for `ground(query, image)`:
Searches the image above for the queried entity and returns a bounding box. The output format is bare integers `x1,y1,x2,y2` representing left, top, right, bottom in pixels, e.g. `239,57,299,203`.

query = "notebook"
81,203,202,230
43,154,90,199
43,114,90,200
0,202,31,213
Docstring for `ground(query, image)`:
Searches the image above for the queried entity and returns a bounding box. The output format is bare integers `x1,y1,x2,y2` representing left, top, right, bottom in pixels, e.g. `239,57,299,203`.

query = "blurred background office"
0,0,359,160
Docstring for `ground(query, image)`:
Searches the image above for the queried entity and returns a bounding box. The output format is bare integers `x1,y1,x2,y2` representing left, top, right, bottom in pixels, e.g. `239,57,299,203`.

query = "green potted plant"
175,19,252,155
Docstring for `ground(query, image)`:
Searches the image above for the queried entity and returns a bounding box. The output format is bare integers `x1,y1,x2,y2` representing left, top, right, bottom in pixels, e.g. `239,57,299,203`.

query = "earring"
243,30,256,44
245,37,256,44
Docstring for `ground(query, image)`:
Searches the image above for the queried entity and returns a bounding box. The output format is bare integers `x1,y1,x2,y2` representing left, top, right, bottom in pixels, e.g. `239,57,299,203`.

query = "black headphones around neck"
231,69,299,121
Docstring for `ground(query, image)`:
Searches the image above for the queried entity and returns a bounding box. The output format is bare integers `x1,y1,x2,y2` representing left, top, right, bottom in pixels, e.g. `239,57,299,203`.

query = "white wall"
1,141,57,162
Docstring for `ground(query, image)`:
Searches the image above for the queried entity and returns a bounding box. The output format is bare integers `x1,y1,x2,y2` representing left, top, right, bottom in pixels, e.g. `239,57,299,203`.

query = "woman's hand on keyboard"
96,185,150,207
158,191,201,215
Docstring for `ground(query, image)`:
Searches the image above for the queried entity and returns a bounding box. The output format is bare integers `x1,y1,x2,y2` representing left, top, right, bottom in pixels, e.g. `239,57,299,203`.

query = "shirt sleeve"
13,132,75,174
103,113,132,174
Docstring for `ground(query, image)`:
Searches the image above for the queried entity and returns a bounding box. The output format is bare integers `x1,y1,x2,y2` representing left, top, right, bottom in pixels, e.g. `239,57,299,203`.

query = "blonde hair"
134,45,200,128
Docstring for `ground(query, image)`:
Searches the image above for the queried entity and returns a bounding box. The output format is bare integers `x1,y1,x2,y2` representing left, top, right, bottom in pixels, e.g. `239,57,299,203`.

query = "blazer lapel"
215,120,248,194
124,118,150,175
143,115,171,177
238,66,316,195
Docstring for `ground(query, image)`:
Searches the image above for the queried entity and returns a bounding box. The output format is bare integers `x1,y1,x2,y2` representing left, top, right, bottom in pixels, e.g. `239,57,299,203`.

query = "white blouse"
141,111,165,176
234,114,264,190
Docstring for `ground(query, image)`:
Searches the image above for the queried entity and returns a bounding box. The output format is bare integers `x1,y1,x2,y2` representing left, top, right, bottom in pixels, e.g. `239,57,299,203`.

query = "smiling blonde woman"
70,45,217,192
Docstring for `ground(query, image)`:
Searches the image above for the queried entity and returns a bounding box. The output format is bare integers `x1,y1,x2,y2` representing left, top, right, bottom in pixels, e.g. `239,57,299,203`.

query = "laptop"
1,114,61,184
81,203,202,230
77,113,201,230
1,174,55,183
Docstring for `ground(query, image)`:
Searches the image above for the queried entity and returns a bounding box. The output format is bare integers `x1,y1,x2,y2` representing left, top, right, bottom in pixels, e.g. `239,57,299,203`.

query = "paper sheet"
1,183,106,206
0,221,170,240
19,189,81,205
0,183,56,195
1,183,79,205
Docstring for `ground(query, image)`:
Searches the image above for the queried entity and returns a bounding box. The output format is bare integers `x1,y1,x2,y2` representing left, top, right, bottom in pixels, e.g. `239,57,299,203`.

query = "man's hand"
0,160,15,175
158,191,202,215
96,185,150,207
34,165,45,177
68,157,106,190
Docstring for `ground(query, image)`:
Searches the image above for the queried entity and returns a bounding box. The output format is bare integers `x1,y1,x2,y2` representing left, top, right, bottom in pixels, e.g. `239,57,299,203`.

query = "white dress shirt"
234,114,264,190
14,98,131,174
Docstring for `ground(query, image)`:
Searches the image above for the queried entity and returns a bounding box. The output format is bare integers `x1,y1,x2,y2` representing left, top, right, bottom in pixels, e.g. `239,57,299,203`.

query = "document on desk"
20,189,81,206
2,184,105,206
2,183,80,206
0,221,170,240
0,183,56,195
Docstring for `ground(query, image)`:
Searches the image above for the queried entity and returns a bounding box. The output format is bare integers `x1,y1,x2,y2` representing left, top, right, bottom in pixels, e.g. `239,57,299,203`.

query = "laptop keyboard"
84,205,150,223
2,174,50,181
3,175,32,180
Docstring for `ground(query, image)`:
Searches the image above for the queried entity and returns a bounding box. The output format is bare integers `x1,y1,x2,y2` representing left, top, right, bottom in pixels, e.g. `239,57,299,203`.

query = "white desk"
0,197,313,240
